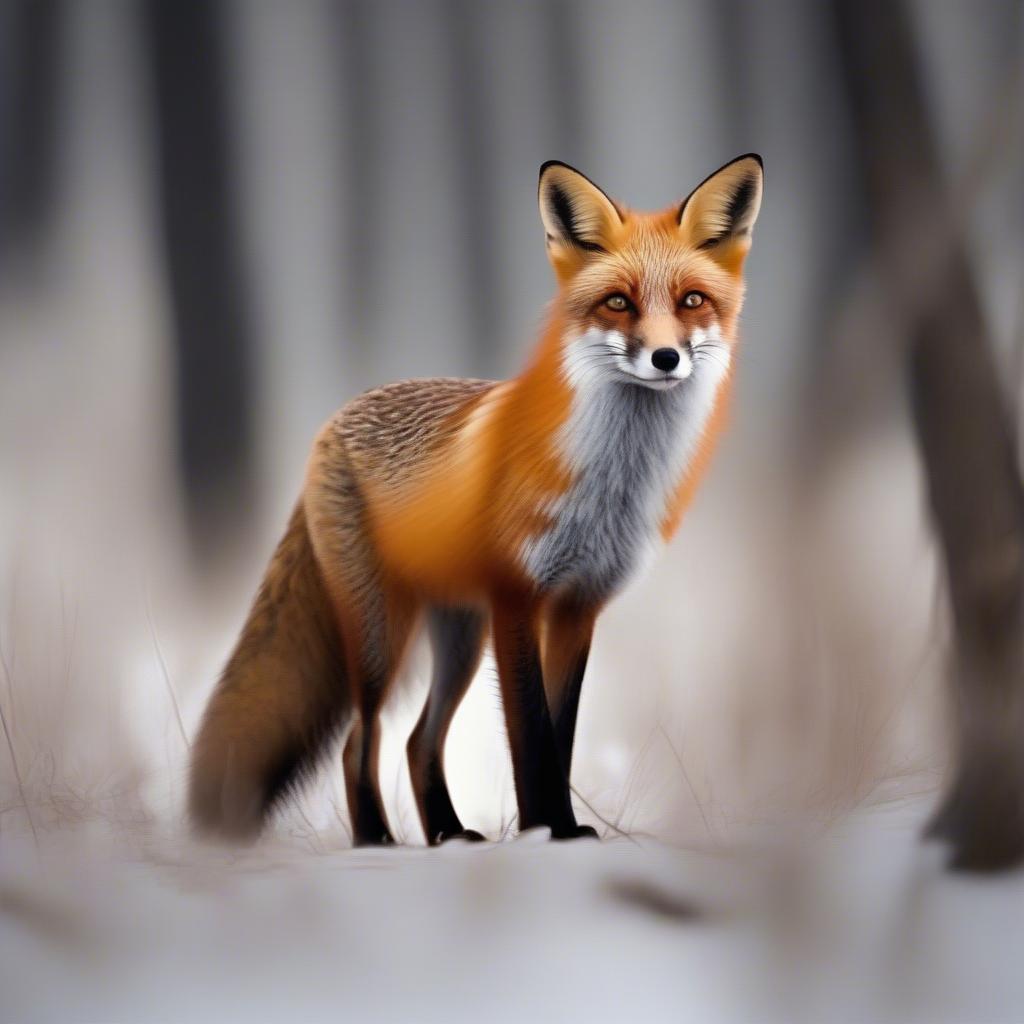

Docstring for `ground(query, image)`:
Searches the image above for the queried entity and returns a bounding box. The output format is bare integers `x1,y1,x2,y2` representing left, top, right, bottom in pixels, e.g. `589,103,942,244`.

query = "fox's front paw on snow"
552,824,599,841
436,829,487,844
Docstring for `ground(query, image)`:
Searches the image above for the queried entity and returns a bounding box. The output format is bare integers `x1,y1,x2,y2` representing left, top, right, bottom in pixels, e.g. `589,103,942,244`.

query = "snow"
1,47,1019,1015
3,799,1024,1023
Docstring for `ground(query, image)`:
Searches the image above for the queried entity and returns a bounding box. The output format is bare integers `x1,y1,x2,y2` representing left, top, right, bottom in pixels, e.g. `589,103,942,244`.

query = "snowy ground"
3,796,1024,1023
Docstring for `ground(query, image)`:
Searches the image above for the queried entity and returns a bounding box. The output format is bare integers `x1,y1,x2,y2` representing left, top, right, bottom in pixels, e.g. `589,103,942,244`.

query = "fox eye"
604,293,631,313
681,291,704,309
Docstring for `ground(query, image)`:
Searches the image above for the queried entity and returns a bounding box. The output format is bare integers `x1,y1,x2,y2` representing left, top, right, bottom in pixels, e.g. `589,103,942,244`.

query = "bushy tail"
188,501,350,840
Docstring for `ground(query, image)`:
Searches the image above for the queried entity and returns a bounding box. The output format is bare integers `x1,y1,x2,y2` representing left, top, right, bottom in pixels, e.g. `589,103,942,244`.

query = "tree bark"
833,0,1024,870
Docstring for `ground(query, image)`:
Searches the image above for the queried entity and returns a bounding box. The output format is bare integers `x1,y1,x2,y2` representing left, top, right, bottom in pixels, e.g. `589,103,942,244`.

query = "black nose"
651,347,680,372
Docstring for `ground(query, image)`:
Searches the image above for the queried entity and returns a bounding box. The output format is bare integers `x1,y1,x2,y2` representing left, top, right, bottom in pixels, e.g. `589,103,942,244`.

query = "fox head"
538,155,762,390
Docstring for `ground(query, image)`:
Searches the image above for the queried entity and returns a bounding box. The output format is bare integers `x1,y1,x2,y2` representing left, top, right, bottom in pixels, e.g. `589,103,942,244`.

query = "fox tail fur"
188,502,350,840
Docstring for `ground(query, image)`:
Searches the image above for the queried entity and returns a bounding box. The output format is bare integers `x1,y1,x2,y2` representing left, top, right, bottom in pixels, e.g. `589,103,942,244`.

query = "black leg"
343,714,394,847
542,601,596,779
553,651,590,775
408,607,487,844
492,600,589,838
336,589,417,848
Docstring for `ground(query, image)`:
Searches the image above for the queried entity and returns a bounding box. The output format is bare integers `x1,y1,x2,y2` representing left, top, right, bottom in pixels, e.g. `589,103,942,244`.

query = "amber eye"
682,291,704,309
604,294,630,312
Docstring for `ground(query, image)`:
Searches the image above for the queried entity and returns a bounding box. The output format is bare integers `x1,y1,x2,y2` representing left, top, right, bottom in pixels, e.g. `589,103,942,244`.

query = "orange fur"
345,210,748,600
189,155,762,844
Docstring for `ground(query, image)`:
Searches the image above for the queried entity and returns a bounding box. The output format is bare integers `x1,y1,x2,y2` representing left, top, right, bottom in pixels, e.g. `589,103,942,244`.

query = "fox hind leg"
306,451,417,847
335,579,418,846
408,606,487,844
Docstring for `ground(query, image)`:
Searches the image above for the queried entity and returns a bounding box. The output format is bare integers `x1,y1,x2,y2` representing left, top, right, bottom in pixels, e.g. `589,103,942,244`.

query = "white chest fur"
520,336,729,599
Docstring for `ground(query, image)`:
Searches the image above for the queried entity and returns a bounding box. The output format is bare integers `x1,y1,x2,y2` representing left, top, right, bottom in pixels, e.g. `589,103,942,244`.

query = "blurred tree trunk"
444,0,499,376
0,0,62,274
834,0,1024,870
143,0,254,564
335,0,378,376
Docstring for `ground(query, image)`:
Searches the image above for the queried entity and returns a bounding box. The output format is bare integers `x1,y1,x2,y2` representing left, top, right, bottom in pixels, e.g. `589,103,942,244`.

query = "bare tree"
143,0,255,562
834,0,1024,870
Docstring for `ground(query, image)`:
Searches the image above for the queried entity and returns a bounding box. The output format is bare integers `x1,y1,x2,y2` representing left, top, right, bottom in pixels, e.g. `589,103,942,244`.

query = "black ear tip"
540,159,607,184
738,152,764,172
539,159,568,181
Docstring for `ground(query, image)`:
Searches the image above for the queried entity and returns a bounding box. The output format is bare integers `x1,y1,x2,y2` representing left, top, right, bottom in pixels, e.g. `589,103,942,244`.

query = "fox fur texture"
189,155,763,845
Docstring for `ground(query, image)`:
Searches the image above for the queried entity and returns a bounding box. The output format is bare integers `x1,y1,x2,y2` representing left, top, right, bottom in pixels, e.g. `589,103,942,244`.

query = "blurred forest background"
1,0,1022,850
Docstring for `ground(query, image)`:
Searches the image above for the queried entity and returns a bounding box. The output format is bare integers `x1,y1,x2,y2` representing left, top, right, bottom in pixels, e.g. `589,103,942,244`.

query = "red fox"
189,154,764,845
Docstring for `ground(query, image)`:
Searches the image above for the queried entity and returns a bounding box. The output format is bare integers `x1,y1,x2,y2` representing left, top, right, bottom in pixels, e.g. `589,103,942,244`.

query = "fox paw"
553,824,599,841
436,828,487,844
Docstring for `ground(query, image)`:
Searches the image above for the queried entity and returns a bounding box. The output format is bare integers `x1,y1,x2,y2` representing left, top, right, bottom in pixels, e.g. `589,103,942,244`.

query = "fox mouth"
614,358,692,390
619,372,684,390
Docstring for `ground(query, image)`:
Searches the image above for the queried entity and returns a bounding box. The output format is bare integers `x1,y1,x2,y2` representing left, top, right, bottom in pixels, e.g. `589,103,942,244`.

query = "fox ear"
678,154,763,269
538,161,622,266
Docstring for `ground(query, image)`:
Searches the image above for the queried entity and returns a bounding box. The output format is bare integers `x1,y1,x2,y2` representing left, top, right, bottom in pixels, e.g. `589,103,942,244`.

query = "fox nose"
651,347,680,372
